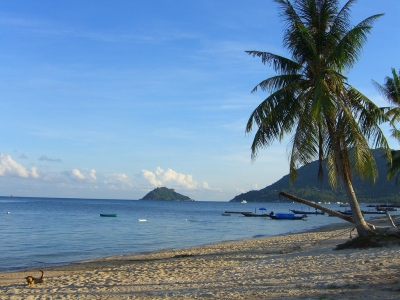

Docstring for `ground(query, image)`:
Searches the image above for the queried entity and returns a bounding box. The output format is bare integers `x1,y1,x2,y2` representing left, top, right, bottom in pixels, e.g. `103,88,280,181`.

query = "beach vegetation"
245,0,389,237
373,68,400,182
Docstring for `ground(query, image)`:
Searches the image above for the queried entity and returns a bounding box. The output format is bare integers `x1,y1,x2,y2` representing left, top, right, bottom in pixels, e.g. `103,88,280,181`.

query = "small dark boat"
100,214,117,217
269,213,306,220
361,210,386,215
376,206,397,212
242,212,270,217
337,210,353,215
290,209,325,215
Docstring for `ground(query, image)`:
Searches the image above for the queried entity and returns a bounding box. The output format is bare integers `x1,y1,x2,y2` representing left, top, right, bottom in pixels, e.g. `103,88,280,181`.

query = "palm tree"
246,0,390,237
373,68,400,181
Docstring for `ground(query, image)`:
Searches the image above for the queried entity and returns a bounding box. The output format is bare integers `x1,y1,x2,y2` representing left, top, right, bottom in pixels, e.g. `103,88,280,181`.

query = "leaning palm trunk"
279,191,375,229
329,136,372,236
279,191,353,222
340,170,371,236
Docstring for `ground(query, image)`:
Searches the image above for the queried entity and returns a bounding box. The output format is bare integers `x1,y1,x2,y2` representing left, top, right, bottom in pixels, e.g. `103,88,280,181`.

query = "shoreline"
1,219,349,274
1,217,400,299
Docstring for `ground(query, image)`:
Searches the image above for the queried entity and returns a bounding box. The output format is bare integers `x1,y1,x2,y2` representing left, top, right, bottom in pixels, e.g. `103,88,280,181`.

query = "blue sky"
0,0,399,201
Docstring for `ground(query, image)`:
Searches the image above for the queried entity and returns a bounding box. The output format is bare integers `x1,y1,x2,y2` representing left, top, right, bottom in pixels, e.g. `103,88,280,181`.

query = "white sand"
1,218,400,299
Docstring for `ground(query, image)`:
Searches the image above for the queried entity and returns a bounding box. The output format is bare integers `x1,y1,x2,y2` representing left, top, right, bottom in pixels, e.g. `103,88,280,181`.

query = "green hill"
230,148,400,204
140,187,194,201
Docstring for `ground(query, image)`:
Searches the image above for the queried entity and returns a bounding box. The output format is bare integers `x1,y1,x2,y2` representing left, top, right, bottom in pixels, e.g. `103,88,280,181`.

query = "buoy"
7,212,10,214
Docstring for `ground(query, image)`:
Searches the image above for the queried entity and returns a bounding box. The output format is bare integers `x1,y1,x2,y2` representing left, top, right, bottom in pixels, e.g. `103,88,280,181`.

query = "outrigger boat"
269,213,306,220
334,210,388,216
361,210,387,215
290,209,324,215
242,212,270,217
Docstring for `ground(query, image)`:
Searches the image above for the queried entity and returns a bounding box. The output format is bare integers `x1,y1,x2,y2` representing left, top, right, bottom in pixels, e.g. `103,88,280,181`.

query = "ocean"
0,196,386,272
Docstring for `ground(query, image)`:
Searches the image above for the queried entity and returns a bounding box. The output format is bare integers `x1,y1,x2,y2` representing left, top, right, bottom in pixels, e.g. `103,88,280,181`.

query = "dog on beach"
25,270,44,286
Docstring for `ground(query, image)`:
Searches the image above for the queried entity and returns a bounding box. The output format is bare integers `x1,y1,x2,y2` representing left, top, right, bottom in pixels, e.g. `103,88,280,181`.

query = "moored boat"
100,214,117,217
269,213,306,220
361,210,387,215
242,212,270,217
225,211,252,214
376,206,397,212
290,209,324,215
335,210,353,215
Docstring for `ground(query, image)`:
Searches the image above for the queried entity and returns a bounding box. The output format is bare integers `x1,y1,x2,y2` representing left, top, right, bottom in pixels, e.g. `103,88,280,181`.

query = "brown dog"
25,270,44,286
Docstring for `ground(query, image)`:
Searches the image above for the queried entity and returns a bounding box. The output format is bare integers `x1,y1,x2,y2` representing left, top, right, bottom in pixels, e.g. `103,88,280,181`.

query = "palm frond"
330,13,384,71
245,51,301,75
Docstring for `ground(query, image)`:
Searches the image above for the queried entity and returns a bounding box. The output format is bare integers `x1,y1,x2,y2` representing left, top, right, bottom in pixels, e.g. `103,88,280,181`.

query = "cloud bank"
0,153,39,178
141,167,218,193
70,168,97,182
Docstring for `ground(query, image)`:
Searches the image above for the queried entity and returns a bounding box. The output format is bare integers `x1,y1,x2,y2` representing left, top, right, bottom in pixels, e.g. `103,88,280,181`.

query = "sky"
0,0,399,201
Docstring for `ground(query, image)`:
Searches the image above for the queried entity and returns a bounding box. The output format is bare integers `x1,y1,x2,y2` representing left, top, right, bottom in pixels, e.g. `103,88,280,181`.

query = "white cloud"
89,169,97,180
202,181,210,189
142,167,198,188
142,169,162,186
69,168,97,182
0,153,39,178
71,168,86,180
117,173,128,181
201,181,222,192
30,166,40,178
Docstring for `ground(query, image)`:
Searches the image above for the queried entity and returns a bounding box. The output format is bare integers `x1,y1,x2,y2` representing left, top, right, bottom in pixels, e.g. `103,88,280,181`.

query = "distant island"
140,187,194,201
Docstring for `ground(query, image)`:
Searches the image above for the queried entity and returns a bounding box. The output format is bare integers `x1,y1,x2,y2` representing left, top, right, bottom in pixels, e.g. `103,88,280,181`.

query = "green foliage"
140,187,194,201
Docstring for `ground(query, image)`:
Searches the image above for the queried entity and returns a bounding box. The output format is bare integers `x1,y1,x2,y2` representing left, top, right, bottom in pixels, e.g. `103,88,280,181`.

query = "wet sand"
1,217,400,299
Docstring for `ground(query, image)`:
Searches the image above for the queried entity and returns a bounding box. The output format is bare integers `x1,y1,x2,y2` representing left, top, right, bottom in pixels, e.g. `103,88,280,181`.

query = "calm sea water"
0,196,385,272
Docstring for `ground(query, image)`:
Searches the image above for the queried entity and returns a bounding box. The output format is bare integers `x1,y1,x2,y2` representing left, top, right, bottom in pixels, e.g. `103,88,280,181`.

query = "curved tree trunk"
326,121,372,237
279,191,375,229
340,171,372,236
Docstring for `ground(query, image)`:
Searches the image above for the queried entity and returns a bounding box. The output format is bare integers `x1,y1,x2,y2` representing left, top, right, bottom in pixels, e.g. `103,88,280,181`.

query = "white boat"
241,200,247,204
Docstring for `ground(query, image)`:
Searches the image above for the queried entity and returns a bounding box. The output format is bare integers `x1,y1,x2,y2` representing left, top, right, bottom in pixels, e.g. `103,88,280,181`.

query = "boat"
241,212,270,217
361,210,387,215
376,206,397,212
241,200,247,204
290,209,325,215
100,214,117,217
138,219,147,222
335,210,353,216
225,211,252,214
269,213,306,220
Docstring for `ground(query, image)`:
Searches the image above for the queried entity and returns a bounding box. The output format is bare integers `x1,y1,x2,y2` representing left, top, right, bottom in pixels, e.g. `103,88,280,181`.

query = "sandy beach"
1,218,400,300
